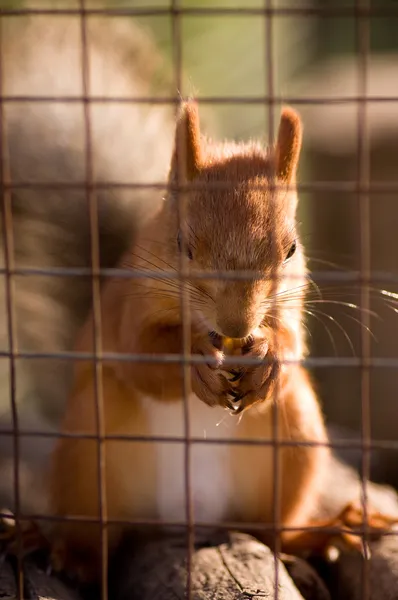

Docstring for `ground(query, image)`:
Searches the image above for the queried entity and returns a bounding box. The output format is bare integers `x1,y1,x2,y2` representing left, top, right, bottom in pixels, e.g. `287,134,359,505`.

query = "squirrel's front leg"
126,323,233,406
48,367,128,584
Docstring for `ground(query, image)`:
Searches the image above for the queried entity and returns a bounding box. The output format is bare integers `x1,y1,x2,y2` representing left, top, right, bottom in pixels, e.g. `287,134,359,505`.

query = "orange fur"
48,104,338,582
172,101,203,182
276,106,302,183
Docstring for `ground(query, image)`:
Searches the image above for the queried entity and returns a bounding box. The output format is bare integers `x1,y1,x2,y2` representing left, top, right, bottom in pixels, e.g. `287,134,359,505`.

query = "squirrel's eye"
177,230,193,260
284,241,297,263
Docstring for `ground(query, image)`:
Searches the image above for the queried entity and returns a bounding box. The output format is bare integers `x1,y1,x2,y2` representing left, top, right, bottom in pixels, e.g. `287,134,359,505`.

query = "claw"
226,397,240,412
228,388,241,399
208,330,223,351
229,369,244,382
0,510,49,561
242,336,255,354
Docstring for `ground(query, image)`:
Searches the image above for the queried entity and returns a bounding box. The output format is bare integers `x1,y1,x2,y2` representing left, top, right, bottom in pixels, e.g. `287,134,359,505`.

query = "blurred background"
1,0,398,508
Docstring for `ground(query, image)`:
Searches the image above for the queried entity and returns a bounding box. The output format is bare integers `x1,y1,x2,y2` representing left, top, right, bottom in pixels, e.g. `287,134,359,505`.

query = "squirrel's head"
165,102,305,345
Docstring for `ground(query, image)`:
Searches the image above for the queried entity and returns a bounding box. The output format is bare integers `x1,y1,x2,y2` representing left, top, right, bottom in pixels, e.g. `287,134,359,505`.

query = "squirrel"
0,2,174,515
46,103,397,583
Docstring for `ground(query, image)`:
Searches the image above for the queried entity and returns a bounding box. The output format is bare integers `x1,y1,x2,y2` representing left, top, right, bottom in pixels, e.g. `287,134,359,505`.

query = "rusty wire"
0,6,397,17
78,1,109,599
0,14,23,600
0,349,392,371
263,0,282,597
356,0,371,595
0,95,396,104
170,0,195,597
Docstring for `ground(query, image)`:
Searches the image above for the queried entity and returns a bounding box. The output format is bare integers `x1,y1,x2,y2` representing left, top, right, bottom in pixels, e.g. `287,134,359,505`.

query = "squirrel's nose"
216,318,251,339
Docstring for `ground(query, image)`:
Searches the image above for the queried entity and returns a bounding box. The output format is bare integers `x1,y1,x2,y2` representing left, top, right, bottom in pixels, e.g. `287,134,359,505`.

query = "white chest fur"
115,393,275,526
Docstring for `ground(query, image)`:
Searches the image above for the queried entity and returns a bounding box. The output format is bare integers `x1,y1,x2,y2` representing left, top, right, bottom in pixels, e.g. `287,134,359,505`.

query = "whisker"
123,285,209,307
305,300,380,320
307,278,323,299
380,289,398,301
122,282,182,298
267,313,313,343
125,271,207,304
191,283,215,304
147,307,180,318
377,296,398,316
340,313,378,344
138,238,172,249
122,252,214,305
134,243,177,273
123,253,166,274
305,307,355,356
307,257,347,270
274,284,311,298
386,304,398,315
305,247,359,266
260,284,312,307
303,309,337,356
271,299,379,323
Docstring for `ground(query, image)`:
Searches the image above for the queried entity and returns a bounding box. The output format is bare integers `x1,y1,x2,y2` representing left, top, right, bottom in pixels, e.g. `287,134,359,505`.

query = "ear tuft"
275,106,302,184
173,101,202,182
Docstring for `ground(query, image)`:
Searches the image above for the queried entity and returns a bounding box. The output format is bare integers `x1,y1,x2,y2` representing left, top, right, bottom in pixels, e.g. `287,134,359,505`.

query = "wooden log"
23,560,81,600
0,554,82,600
0,560,17,599
110,531,310,600
109,455,398,600
1,454,398,599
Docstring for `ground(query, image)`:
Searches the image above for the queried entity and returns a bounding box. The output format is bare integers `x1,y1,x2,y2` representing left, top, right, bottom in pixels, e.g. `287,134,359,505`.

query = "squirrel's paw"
50,537,100,585
282,502,398,561
326,502,398,559
226,335,280,412
0,511,48,560
191,334,233,408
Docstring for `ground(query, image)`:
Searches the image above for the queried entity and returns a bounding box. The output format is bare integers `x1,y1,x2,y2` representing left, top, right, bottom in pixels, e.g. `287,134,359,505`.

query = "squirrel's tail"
0,1,174,513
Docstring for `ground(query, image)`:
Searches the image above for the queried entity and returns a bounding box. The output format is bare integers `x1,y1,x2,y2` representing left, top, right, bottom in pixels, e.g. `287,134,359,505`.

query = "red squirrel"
47,103,396,583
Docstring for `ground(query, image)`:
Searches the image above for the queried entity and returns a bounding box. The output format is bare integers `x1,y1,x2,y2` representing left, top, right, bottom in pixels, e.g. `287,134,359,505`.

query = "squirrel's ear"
275,107,302,184
171,101,202,182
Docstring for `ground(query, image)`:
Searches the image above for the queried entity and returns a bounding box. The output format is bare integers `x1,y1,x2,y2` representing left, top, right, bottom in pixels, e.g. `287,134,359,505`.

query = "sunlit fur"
49,105,333,584
127,138,307,372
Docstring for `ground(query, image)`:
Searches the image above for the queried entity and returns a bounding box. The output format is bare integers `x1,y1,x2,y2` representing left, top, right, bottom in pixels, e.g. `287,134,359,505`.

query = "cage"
0,2,397,600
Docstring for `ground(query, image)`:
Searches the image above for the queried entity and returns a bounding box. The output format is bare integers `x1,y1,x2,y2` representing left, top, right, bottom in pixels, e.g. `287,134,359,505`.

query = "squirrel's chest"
116,393,274,525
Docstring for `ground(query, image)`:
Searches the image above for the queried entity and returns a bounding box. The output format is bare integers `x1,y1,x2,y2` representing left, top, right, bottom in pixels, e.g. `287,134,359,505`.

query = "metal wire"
263,1,281,597
0,16,23,600
0,95,398,105
2,95,398,105
0,180,398,197
170,0,195,596
356,0,372,594
78,2,109,598
0,511,389,538
0,349,395,369
1,6,398,17
0,432,395,451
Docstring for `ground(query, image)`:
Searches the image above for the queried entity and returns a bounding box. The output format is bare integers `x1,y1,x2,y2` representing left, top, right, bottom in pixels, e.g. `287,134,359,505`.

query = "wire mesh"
0,15,23,598
356,0,371,596
0,2,393,600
